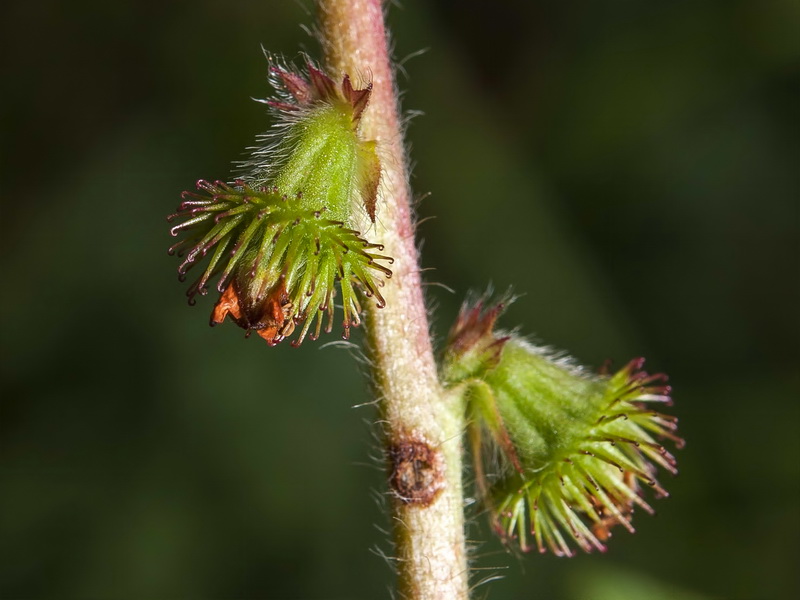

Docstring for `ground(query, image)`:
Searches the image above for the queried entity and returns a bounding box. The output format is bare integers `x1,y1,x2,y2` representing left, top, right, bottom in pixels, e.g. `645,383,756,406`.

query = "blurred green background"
2,0,798,598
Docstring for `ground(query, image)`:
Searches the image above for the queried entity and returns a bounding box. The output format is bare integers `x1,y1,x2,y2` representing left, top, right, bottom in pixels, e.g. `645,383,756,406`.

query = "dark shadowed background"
1,1,798,598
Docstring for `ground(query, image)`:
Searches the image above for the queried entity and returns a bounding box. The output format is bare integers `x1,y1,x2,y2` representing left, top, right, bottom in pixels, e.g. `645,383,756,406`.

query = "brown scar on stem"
388,438,445,507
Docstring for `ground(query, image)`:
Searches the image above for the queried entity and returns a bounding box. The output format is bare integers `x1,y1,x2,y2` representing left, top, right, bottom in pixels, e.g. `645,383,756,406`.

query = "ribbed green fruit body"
484,340,606,471
272,102,359,222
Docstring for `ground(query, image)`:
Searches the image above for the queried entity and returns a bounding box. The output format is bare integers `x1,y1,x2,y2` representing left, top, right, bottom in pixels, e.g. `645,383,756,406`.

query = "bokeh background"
2,0,798,598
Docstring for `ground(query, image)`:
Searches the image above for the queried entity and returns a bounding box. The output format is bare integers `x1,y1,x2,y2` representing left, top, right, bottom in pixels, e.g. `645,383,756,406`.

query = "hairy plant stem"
317,1,469,598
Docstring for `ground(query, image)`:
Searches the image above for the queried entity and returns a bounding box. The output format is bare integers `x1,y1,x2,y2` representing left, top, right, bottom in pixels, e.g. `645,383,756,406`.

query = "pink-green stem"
317,1,469,598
